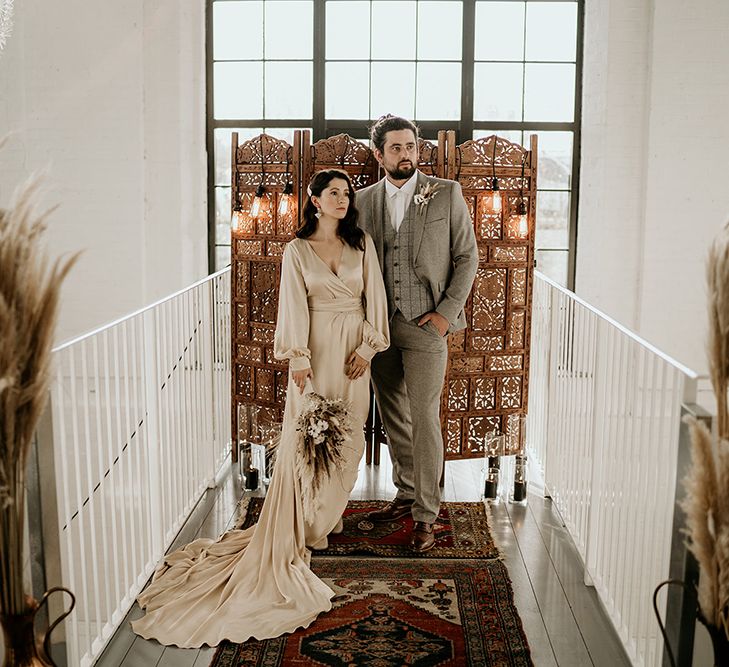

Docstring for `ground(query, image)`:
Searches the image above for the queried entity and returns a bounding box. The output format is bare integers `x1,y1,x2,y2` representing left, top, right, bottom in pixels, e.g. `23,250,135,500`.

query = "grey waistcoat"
382,205,435,321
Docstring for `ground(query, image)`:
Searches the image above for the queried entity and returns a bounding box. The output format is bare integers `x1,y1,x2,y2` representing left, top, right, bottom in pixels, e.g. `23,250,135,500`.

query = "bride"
131,169,389,647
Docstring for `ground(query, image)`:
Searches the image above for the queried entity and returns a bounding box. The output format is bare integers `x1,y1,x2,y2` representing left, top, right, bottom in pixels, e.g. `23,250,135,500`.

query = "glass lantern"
483,432,505,502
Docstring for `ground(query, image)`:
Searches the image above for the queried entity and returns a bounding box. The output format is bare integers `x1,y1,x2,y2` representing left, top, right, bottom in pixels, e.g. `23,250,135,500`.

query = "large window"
207,0,583,286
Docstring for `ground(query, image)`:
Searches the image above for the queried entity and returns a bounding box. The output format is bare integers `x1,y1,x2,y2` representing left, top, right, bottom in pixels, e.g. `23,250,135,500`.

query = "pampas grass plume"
0,174,78,615
706,224,729,438
682,221,729,639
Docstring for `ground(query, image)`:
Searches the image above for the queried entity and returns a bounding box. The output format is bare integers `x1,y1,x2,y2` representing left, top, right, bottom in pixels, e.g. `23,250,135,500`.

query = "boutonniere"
413,182,439,215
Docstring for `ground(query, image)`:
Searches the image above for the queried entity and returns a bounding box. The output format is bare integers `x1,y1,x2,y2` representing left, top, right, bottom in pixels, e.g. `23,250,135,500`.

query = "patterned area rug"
235,498,500,559
211,557,532,666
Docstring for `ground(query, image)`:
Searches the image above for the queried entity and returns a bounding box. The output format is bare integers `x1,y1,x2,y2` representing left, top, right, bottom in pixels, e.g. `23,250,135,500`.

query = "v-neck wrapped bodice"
298,238,362,299
274,235,389,372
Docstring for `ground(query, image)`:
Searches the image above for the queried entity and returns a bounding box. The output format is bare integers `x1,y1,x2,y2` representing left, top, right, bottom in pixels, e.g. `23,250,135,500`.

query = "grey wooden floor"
97,453,631,666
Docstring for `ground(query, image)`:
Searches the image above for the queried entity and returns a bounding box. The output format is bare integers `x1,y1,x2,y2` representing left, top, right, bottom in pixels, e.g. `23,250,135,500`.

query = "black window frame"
206,0,584,288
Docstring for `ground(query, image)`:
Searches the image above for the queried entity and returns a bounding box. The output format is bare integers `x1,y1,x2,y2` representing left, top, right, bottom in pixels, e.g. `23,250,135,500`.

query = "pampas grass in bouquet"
0,169,77,619
294,392,353,523
683,221,729,640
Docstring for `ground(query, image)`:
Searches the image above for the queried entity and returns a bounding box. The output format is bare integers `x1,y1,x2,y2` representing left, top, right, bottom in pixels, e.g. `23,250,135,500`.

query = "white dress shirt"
384,172,419,233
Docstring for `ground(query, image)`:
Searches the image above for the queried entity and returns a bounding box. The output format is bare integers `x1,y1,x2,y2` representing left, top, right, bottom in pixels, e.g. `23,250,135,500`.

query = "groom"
356,115,478,552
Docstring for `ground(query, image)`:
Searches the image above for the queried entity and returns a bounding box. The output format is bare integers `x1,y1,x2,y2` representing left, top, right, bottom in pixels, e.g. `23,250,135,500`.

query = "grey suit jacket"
355,171,478,333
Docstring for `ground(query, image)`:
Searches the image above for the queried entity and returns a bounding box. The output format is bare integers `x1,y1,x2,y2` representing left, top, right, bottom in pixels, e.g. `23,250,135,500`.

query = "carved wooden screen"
230,130,537,462
230,132,302,460
442,133,537,458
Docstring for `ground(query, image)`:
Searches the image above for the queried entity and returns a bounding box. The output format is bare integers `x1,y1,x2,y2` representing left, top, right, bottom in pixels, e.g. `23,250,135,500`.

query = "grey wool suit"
356,171,478,523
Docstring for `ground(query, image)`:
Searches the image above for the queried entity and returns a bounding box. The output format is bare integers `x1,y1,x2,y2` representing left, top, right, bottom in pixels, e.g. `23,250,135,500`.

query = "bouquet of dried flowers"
1,171,77,619
294,392,353,523
682,222,729,643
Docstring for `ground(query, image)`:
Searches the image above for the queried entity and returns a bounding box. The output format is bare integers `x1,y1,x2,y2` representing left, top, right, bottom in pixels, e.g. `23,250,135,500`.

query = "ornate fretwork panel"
304,133,380,190
417,138,440,177
231,133,303,455
442,133,537,458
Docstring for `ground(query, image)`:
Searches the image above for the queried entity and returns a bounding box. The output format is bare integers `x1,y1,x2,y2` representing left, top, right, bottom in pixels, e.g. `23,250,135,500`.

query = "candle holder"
244,465,260,490
482,433,505,502
238,440,251,480
237,404,251,486
510,416,529,504
510,454,528,505
237,403,281,493
259,421,281,485
484,466,500,501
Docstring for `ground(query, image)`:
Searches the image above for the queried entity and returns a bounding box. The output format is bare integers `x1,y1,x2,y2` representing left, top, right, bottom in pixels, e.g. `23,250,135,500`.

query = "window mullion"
568,0,585,290
460,0,475,143
313,0,326,140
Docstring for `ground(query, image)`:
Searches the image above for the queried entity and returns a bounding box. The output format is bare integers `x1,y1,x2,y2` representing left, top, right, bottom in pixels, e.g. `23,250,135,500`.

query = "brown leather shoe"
410,521,436,553
367,498,414,522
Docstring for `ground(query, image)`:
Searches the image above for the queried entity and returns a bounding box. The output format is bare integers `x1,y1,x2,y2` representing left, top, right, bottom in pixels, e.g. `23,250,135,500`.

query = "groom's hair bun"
370,115,419,152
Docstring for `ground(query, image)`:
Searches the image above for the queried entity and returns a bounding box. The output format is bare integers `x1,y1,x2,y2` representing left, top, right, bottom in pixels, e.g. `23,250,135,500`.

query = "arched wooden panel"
230,133,301,459
303,132,380,190
442,133,537,458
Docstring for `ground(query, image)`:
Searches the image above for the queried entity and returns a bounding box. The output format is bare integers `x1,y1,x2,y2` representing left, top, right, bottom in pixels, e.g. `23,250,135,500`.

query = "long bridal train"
132,234,389,647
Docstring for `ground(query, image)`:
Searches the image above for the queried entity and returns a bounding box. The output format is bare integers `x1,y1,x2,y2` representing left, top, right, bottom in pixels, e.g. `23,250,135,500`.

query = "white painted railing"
44,269,231,667
527,271,700,667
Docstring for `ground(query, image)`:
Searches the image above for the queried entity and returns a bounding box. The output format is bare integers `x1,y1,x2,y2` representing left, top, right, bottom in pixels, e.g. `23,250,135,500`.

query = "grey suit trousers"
371,311,448,524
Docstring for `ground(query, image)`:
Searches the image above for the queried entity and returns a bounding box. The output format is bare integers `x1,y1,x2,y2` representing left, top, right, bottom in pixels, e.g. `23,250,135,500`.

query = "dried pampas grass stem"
682,416,719,625
681,221,729,640
707,224,729,439
0,175,78,615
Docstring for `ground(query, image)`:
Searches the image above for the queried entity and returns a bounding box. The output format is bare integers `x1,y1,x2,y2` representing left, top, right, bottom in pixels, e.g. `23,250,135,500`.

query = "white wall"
576,0,653,333
577,0,729,376
0,0,207,345
638,1,729,377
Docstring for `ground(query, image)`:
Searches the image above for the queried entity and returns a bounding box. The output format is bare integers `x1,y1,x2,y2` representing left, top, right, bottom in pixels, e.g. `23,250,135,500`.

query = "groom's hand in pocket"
418,311,449,337
346,351,369,380
291,368,313,394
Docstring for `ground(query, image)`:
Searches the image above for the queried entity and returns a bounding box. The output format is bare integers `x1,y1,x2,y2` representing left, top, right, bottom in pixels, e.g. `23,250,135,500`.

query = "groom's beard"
386,160,416,181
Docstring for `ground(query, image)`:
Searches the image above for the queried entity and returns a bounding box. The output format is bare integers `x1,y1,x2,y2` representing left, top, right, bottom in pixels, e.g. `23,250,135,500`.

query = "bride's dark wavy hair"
296,169,365,251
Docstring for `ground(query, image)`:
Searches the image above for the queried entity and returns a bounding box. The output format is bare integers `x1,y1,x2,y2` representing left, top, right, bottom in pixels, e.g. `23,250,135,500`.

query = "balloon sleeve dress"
131,232,389,648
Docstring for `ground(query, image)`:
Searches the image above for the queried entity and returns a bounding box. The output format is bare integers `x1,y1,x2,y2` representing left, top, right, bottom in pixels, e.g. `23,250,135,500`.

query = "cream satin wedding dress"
131,233,389,647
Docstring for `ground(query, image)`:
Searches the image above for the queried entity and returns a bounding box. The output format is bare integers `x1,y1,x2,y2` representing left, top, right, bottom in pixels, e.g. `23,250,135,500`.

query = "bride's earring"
315,208,322,219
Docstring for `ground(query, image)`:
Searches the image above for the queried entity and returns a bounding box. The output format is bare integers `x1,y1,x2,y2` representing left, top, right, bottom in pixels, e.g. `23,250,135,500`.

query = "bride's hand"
345,351,369,380
291,368,313,394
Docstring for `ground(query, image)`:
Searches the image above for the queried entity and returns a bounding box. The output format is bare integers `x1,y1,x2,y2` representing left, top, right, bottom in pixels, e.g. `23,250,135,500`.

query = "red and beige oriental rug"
211,498,533,666
235,498,500,559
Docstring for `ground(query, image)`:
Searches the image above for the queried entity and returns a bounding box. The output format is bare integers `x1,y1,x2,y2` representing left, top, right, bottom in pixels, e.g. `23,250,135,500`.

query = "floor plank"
528,495,632,667
95,601,144,667
506,500,594,667
192,647,216,667
490,500,559,667
118,636,165,667
157,646,201,667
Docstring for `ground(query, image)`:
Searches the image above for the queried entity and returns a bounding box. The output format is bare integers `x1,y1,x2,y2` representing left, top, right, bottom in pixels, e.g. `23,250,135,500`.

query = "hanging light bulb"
491,176,502,213
489,138,501,213
250,183,265,219
511,199,528,238
230,196,244,231
510,152,530,238
278,181,294,216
